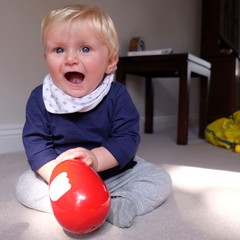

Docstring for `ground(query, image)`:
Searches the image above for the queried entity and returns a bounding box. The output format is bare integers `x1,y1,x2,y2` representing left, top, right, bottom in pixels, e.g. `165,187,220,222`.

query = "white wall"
0,0,201,153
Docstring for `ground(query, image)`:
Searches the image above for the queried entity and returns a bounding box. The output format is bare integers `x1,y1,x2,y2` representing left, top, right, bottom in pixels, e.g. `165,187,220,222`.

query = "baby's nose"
65,50,79,65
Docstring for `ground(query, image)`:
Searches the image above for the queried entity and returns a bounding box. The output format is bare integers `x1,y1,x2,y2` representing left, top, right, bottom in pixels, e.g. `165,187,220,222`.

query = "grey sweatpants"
16,156,172,228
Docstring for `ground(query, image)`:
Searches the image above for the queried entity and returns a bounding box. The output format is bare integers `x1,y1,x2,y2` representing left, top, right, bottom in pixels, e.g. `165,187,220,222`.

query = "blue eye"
55,48,64,54
81,47,90,53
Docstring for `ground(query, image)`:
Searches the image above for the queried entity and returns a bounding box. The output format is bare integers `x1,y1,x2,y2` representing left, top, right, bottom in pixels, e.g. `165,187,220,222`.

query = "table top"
118,53,211,69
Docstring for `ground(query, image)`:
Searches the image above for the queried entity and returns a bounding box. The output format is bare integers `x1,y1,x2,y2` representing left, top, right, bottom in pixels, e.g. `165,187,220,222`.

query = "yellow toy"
205,111,240,152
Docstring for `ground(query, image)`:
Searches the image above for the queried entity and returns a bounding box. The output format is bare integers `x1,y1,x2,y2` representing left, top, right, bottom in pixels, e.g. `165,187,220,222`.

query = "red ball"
49,159,110,234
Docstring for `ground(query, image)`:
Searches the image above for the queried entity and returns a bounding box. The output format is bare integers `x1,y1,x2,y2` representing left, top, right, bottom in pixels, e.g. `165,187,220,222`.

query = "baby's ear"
106,53,119,74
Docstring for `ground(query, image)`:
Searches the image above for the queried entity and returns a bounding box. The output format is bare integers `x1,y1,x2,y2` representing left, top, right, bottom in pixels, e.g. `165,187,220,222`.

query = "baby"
16,3,172,229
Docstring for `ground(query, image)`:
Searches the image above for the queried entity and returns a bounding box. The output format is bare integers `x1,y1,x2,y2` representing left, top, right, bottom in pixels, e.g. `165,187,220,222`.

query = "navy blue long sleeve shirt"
22,81,140,179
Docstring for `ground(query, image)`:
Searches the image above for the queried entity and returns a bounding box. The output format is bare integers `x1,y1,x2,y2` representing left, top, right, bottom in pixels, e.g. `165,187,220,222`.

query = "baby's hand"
49,172,71,201
56,147,97,170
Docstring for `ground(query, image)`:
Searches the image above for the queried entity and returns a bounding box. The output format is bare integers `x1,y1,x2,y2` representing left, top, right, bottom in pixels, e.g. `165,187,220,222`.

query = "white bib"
42,73,114,114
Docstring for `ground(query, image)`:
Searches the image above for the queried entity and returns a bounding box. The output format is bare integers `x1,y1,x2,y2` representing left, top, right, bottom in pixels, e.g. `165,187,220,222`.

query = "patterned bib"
42,73,114,114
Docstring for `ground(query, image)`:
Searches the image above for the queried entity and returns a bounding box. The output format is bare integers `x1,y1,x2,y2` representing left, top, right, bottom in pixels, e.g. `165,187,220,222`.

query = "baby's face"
43,21,116,98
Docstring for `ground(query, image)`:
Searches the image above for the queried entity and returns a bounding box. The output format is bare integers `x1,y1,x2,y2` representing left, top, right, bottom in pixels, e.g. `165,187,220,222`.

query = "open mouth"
65,72,85,84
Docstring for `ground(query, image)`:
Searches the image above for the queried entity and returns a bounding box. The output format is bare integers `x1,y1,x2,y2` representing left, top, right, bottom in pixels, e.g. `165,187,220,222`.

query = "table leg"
199,75,209,138
115,69,126,84
177,69,191,144
145,77,154,133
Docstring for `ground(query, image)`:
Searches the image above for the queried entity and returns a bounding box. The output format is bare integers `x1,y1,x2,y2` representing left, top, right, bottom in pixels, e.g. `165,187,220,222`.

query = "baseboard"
139,114,198,133
0,125,24,154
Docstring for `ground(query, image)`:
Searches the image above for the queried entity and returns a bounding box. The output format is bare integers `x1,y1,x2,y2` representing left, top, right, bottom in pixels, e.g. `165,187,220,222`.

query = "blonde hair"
41,3,119,59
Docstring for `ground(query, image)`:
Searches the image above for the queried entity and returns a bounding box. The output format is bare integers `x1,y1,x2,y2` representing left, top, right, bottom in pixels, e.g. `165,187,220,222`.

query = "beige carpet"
1,127,240,240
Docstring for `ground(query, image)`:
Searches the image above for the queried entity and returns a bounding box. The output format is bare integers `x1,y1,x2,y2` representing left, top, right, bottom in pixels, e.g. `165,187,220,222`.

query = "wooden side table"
115,53,211,145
